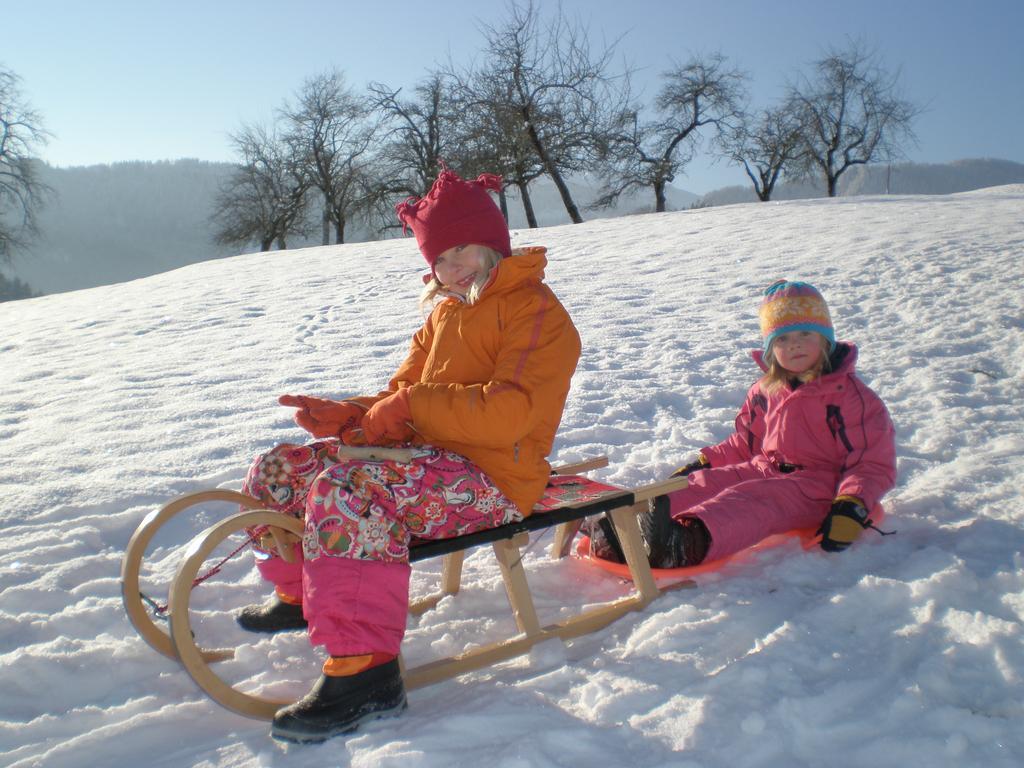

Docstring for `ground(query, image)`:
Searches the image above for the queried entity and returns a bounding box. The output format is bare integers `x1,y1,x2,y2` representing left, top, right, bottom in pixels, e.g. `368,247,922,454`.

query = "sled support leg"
265,527,297,563
409,551,465,616
607,501,659,601
551,519,583,559
441,550,465,595
493,533,541,635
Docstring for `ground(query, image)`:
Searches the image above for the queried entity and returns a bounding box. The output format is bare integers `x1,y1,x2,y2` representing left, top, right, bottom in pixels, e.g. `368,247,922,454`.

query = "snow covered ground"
2,186,1023,767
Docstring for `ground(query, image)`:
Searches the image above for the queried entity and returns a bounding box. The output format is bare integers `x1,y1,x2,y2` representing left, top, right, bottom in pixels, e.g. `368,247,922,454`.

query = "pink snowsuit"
667,343,896,561
242,442,523,655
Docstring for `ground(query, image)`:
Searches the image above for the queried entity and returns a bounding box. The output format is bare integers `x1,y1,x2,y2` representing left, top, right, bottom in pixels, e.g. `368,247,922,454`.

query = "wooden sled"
121,454,689,721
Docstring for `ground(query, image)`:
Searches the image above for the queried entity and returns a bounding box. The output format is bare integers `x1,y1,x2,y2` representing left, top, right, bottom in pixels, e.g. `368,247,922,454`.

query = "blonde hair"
759,333,832,394
419,247,504,311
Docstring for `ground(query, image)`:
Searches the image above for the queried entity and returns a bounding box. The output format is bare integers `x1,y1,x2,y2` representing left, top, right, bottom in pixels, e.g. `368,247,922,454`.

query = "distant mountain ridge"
696,158,1024,207
3,157,1021,297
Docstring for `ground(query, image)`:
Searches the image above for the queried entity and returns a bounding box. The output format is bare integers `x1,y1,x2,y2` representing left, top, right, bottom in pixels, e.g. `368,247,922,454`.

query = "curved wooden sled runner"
168,510,306,719
120,488,266,664
122,454,693,720
120,445,416,668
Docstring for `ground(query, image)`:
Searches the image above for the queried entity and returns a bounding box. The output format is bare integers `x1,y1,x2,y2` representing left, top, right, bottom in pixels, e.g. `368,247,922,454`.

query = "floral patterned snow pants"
242,440,522,655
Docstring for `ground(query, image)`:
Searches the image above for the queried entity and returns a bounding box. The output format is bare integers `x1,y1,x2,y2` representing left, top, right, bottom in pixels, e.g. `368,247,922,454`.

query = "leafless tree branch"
280,70,378,244
788,40,919,196
0,67,53,262
594,53,746,212
209,123,313,251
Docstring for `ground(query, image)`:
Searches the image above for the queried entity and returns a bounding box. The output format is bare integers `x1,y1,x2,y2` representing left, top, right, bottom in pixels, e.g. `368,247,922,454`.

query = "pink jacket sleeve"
834,378,897,509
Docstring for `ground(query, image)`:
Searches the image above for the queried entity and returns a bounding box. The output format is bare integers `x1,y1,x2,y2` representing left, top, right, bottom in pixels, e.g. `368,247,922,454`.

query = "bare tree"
789,41,919,197
448,73,548,227
209,123,312,252
720,101,804,201
362,73,469,235
281,70,376,244
458,0,628,224
369,67,545,228
0,67,52,262
368,74,457,201
595,53,746,212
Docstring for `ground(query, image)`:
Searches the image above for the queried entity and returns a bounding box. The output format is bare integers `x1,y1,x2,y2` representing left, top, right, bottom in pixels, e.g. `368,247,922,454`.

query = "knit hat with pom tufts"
394,168,511,266
759,279,836,353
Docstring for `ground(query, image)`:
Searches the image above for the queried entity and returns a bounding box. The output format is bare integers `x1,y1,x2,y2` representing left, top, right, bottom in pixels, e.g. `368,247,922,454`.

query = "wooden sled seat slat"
409,488,634,562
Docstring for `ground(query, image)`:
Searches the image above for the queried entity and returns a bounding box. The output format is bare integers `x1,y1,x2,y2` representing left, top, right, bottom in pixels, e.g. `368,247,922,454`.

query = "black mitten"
670,454,709,478
818,497,870,552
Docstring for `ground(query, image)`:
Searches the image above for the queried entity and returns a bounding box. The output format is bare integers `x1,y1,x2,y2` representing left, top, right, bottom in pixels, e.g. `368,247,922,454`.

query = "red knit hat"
394,168,512,266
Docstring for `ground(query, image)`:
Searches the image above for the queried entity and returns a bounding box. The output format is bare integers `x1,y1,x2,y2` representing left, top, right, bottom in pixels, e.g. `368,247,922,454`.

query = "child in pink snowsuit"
239,168,581,743
597,280,896,568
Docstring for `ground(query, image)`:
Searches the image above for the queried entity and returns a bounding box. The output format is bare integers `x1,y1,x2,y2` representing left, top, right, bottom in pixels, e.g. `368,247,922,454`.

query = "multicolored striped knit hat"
758,279,835,353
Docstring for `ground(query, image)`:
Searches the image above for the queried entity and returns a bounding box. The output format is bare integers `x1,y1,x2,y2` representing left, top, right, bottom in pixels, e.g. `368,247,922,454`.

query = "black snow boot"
236,595,308,633
271,659,408,743
641,496,711,569
586,515,627,563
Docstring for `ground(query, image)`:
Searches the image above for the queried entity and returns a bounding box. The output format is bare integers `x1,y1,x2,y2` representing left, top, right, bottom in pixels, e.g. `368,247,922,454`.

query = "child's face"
771,331,825,374
434,244,489,297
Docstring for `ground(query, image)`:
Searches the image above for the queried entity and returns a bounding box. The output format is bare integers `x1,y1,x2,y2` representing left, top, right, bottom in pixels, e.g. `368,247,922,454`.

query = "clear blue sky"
6,0,1023,194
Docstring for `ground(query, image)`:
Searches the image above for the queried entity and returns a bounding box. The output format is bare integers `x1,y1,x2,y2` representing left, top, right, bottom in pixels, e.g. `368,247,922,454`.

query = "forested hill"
4,157,1022,298
11,160,239,297
6,160,698,297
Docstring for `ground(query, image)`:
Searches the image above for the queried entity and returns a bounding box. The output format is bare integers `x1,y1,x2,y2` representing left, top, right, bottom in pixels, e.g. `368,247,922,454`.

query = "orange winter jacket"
358,247,580,516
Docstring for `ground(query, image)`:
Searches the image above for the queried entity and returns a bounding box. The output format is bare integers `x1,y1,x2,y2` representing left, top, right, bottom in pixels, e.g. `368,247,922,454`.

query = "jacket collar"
483,246,547,296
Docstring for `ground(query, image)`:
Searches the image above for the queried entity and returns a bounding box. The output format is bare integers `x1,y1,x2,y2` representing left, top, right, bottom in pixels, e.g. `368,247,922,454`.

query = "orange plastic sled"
576,507,885,582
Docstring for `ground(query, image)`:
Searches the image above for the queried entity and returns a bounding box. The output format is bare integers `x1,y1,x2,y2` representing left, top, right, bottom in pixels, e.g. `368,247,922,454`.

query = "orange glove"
278,394,363,439
358,388,413,444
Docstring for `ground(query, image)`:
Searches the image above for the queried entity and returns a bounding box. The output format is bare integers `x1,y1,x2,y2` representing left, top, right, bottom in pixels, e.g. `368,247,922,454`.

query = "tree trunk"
261,237,274,252
760,167,783,202
517,181,539,228
523,114,583,223
322,209,330,246
654,180,667,213
744,163,769,202
277,236,287,250
498,188,509,221
827,174,838,197
334,215,345,244
545,164,583,223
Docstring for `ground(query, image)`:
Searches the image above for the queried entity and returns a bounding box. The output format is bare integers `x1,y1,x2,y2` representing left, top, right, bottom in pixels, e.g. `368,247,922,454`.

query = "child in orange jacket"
239,168,580,743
